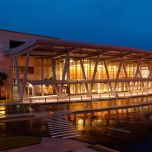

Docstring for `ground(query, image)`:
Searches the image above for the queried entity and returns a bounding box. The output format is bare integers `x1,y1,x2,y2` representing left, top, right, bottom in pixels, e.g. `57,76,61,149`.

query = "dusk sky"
0,0,152,50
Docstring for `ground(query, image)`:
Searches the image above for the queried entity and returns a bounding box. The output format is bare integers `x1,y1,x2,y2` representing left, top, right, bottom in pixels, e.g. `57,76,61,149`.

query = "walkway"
8,137,97,152
23,90,152,104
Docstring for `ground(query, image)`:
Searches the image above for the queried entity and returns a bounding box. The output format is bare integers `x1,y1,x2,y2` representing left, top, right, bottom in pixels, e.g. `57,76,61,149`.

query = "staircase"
48,111,80,139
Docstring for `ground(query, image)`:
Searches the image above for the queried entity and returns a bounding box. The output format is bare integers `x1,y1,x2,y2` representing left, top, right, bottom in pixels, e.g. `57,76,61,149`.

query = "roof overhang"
4,38,152,62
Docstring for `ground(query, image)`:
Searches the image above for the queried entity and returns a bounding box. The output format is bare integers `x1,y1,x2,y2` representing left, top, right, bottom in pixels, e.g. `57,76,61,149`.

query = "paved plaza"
8,137,97,152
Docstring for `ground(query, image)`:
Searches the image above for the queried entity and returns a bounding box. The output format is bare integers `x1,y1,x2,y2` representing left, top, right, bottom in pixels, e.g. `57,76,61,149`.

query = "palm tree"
0,72,7,99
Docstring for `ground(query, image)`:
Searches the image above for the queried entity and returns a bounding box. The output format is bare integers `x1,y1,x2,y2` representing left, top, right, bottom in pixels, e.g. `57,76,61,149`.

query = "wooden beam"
9,57,13,100
104,61,112,91
21,52,30,101
59,54,69,97
80,59,89,95
27,77,152,86
41,58,44,96
91,56,99,91
121,58,131,91
51,59,58,95
14,57,21,99
115,61,122,91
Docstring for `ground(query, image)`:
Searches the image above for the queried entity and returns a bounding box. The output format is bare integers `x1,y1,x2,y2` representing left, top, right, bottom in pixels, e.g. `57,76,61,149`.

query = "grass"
0,136,41,151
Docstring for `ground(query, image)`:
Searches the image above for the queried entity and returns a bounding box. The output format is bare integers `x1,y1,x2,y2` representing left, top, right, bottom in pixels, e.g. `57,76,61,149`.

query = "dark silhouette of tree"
0,72,7,99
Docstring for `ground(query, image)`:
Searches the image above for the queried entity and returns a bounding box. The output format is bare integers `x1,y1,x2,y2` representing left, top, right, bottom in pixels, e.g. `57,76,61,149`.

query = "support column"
21,52,30,101
134,62,143,92
59,54,69,97
51,59,58,95
91,56,99,92
41,58,44,96
115,60,122,91
14,56,21,100
80,59,89,96
9,57,13,100
104,60,112,91
121,58,130,92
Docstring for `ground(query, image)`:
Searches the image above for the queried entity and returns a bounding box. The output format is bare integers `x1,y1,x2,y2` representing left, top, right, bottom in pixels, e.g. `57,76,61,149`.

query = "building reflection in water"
0,106,6,117
69,105,152,132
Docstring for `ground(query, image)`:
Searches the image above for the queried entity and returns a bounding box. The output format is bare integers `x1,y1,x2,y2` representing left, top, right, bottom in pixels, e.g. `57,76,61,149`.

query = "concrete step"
51,132,79,138
48,123,73,127
48,125,75,130
50,127,76,132
49,119,69,123
63,134,80,139
50,130,78,135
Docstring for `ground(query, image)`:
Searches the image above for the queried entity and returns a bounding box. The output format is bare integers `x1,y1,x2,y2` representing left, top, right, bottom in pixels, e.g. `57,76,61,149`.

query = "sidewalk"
8,137,97,152
23,90,152,104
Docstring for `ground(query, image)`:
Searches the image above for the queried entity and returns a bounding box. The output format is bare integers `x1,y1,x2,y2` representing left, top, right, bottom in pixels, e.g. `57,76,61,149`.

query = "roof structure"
2,29,152,62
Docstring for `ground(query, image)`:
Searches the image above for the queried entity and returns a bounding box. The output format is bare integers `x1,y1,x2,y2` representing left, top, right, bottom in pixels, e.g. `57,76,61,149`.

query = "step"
53,111,70,114
50,116,67,119
52,113,68,117
50,128,77,133
48,122,73,126
49,127,76,132
63,134,80,139
50,130,78,135
49,126,75,129
49,119,69,123
51,132,79,138
49,121,70,125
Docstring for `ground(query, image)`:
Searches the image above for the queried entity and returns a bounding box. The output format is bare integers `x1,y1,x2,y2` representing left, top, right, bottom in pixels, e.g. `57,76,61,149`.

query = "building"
0,29,152,102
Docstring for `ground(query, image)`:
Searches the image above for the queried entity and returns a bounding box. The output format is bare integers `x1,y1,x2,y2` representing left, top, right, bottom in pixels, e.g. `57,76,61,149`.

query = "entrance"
25,83,33,96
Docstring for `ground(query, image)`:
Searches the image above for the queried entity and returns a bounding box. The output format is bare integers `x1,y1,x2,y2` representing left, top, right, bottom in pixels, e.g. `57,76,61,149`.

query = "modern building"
0,29,152,102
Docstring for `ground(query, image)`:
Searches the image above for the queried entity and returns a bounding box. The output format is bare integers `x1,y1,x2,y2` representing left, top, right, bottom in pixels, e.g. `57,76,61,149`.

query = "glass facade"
12,52,152,99
13,57,152,97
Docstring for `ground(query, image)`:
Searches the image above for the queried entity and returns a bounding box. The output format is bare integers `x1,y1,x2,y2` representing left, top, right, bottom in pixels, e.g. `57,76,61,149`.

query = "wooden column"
9,57,13,100
115,60,122,91
121,58,130,92
104,60,112,91
91,56,99,92
51,59,58,95
59,55,69,97
80,59,89,95
21,52,30,101
14,56,21,99
41,58,44,96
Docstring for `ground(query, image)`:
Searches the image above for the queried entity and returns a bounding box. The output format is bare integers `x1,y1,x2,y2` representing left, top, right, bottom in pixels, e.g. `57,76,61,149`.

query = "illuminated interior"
12,56,152,99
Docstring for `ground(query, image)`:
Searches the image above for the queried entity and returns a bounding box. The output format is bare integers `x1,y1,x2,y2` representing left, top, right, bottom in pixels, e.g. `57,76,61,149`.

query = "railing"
23,89,152,104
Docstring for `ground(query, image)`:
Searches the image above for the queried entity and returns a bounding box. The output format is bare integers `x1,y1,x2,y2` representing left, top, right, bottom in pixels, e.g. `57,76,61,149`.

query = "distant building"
0,29,152,101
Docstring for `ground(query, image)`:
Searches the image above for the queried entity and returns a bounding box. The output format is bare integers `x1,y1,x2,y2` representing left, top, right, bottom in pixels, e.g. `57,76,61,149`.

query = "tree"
0,72,7,99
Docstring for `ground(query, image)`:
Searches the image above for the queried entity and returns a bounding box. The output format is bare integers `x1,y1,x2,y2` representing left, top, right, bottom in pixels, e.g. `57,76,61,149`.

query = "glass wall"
13,56,152,97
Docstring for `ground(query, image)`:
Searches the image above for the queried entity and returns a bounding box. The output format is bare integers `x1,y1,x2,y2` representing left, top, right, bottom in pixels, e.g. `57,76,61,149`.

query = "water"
1,96,152,151
71,109,152,151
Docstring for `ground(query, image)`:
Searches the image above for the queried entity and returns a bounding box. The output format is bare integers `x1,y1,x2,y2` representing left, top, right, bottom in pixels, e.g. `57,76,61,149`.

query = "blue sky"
0,0,152,50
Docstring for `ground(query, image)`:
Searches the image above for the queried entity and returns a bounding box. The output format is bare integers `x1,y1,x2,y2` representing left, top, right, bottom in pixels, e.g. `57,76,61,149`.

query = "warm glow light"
77,118,84,125
0,106,6,116
0,111,5,115
29,83,33,88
